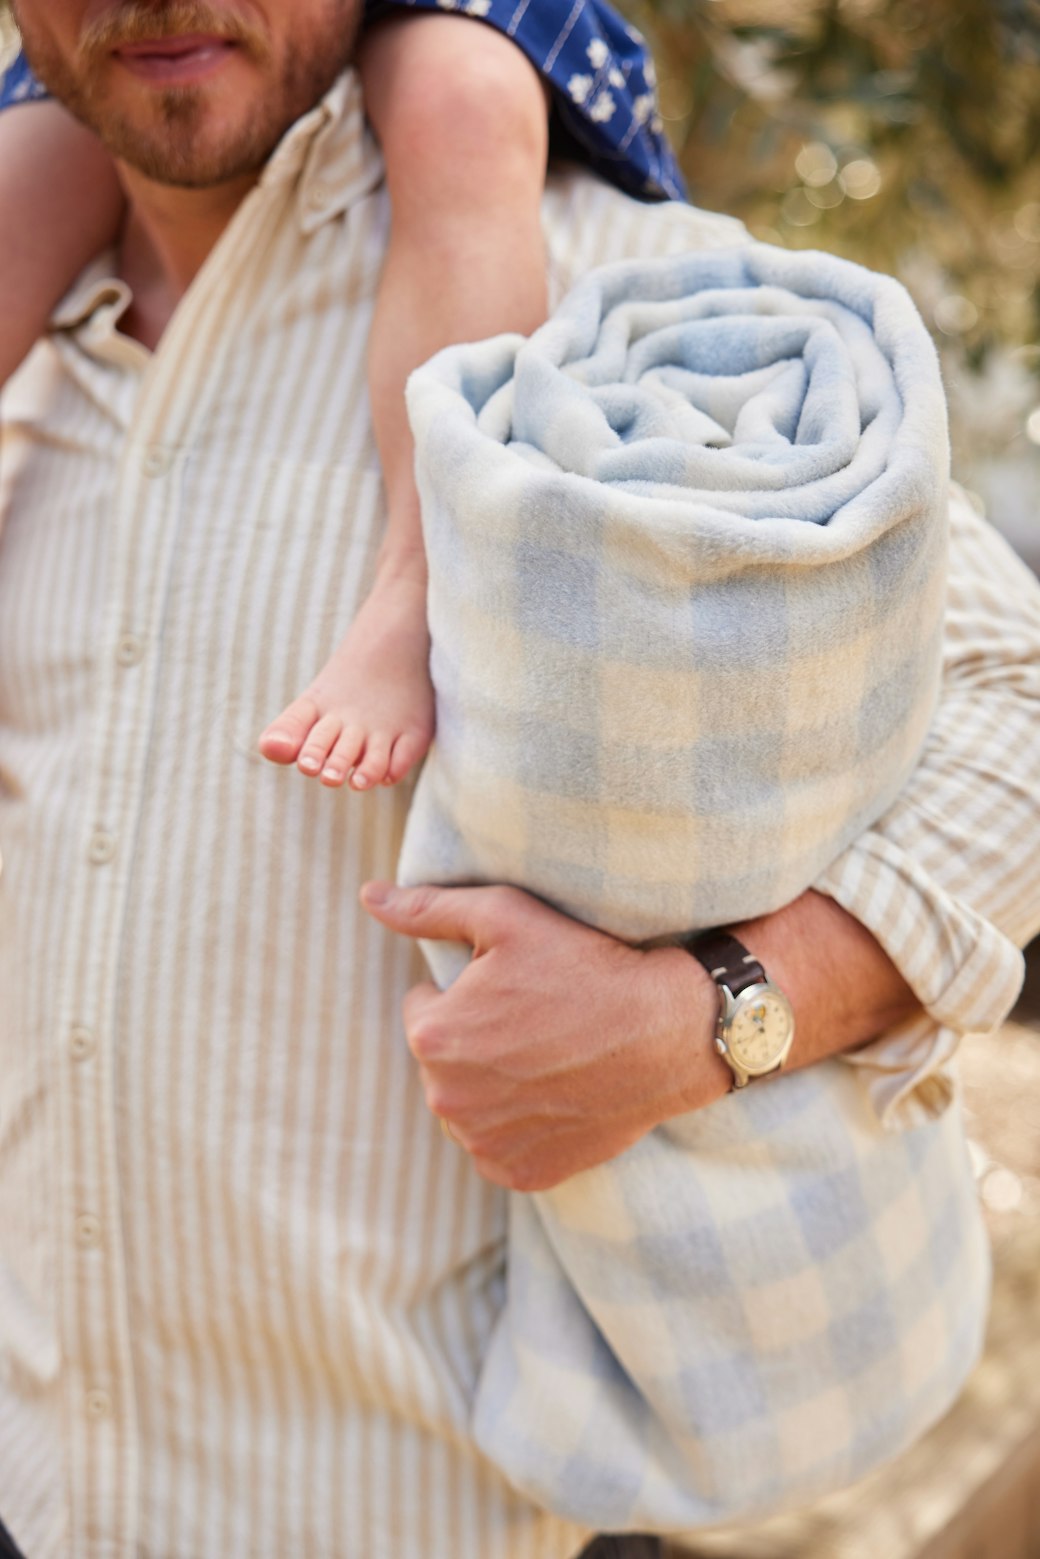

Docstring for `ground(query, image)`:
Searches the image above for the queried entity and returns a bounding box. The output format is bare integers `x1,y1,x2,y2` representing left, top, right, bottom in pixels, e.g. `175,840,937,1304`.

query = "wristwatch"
684,930,795,1090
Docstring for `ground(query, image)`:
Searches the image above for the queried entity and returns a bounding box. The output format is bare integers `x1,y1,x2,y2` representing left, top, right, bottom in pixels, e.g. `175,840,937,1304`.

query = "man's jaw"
16,0,364,188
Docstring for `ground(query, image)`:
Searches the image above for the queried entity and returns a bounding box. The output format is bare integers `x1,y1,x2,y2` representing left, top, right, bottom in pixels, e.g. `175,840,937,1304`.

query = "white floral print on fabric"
371,0,687,199
0,51,48,105
589,90,616,123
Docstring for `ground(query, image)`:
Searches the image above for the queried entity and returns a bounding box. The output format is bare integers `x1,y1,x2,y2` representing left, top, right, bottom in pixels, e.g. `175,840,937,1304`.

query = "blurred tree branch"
623,0,1040,396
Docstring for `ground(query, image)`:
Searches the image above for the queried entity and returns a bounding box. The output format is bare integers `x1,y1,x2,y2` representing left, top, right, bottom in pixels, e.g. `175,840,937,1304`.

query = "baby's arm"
0,100,124,385
360,12,550,529
260,15,550,789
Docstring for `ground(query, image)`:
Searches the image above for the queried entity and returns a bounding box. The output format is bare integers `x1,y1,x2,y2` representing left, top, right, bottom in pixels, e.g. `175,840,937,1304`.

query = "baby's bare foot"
258,558,434,790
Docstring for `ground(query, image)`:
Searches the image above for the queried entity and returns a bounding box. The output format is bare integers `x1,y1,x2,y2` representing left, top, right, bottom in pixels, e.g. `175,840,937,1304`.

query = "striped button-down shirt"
1,73,1038,1559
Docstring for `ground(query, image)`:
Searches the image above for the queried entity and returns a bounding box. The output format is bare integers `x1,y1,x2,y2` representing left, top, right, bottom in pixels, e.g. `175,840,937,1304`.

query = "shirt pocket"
217,460,386,762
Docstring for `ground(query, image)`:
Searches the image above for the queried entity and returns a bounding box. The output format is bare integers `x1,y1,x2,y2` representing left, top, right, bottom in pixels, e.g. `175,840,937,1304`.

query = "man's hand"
359,882,726,1191
360,880,921,1192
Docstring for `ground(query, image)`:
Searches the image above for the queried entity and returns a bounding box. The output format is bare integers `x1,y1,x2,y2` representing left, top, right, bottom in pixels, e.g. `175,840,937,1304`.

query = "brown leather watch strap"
683,930,766,995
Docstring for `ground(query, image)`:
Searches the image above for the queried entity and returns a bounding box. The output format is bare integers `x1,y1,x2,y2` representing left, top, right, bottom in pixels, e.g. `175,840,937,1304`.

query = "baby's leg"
0,101,124,385
258,14,549,790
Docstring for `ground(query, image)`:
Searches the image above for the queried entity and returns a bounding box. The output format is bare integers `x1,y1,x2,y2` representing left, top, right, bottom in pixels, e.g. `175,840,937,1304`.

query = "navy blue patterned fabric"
0,0,686,200
0,47,46,108
368,0,686,199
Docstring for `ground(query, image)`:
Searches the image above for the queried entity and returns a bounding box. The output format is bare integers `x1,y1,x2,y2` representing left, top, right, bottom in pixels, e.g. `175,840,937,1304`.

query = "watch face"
728,987,794,1073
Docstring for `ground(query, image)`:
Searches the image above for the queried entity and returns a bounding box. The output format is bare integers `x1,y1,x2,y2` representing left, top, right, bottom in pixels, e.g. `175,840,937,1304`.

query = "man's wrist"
640,944,733,1119
730,890,919,1070
634,889,920,1129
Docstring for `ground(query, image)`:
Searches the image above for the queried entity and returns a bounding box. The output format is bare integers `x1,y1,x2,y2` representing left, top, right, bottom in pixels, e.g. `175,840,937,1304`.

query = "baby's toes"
319,727,365,788
297,715,343,777
258,695,322,764
385,730,431,785
350,734,393,791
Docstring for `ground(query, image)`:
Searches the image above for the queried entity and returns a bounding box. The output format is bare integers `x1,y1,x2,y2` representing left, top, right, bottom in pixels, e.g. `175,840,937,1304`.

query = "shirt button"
69,1025,95,1062
85,1388,112,1420
88,830,116,866
75,1214,102,1249
116,633,144,668
142,445,172,478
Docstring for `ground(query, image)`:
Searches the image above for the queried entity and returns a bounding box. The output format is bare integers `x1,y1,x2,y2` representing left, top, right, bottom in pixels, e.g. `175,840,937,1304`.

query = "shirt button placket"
141,444,173,479
69,1026,96,1062
85,1388,113,1422
75,1213,103,1250
87,828,117,867
60,434,175,1549
116,632,144,668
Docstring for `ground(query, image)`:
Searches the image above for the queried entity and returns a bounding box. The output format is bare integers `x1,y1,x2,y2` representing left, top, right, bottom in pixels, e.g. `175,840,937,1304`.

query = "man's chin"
109,142,274,188
97,104,277,188
17,0,364,190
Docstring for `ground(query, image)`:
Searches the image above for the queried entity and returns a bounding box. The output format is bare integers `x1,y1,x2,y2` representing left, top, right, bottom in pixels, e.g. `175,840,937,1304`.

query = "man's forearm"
811,492,1040,1057
652,889,921,1117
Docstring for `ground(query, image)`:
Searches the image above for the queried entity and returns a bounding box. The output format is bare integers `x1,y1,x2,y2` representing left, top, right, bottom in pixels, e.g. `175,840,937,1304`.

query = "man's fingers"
401,980,442,1061
360,880,517,946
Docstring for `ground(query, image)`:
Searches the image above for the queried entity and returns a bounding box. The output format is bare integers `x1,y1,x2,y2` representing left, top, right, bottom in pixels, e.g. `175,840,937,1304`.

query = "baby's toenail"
299,756,321,773
352,774,370,790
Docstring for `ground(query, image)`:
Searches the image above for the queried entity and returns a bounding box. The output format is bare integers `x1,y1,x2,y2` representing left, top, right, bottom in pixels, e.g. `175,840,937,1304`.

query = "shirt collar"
52,256,132,332
259,67,385,235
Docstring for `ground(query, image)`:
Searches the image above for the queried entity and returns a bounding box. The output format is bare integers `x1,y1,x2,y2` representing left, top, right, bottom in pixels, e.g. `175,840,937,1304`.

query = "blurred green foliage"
622,0,1040,389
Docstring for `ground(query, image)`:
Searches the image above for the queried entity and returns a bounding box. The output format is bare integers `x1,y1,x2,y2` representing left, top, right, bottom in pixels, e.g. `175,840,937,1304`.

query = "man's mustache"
80,1,267,57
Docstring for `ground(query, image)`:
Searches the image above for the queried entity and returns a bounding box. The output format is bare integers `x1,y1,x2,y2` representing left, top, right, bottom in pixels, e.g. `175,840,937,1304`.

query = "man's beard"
14,0,362,187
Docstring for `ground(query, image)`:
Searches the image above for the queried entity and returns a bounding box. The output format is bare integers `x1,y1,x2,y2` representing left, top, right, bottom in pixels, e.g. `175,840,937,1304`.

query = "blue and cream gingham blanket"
399,245,986,1529
402,244,950,950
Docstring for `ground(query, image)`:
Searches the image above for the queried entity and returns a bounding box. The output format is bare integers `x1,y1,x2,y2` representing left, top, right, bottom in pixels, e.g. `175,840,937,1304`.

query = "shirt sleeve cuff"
814,831,1026,1129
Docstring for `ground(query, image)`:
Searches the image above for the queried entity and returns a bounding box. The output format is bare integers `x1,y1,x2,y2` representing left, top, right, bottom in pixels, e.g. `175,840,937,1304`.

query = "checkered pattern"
401,243,951,953
396,243,978,1529
473,1063,989,1529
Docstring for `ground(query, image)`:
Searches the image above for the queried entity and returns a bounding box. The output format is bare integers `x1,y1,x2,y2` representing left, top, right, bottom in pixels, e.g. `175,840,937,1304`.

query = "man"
1,2,1039,1556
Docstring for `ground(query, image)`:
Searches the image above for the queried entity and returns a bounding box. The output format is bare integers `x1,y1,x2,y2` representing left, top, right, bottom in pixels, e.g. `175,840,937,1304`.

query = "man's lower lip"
114,39,237,85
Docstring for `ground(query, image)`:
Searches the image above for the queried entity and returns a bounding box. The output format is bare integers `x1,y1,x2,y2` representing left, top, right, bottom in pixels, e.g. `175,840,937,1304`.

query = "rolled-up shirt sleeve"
816,481,1040,1127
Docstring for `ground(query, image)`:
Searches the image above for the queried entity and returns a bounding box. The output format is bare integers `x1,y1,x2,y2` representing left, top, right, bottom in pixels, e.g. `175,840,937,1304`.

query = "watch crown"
714,1036,728,1056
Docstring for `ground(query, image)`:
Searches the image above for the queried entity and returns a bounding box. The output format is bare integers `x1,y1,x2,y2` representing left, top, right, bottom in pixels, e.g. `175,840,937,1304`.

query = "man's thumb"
360,882,482,945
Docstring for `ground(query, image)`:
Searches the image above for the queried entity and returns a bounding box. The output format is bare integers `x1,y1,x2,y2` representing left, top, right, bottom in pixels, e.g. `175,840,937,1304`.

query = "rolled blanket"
402,243,949,957
399,245,982,1530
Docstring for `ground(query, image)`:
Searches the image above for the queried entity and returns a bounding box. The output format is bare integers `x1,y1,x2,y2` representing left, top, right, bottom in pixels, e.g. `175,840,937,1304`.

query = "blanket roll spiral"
401,243,949,958
396,246,976,1533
